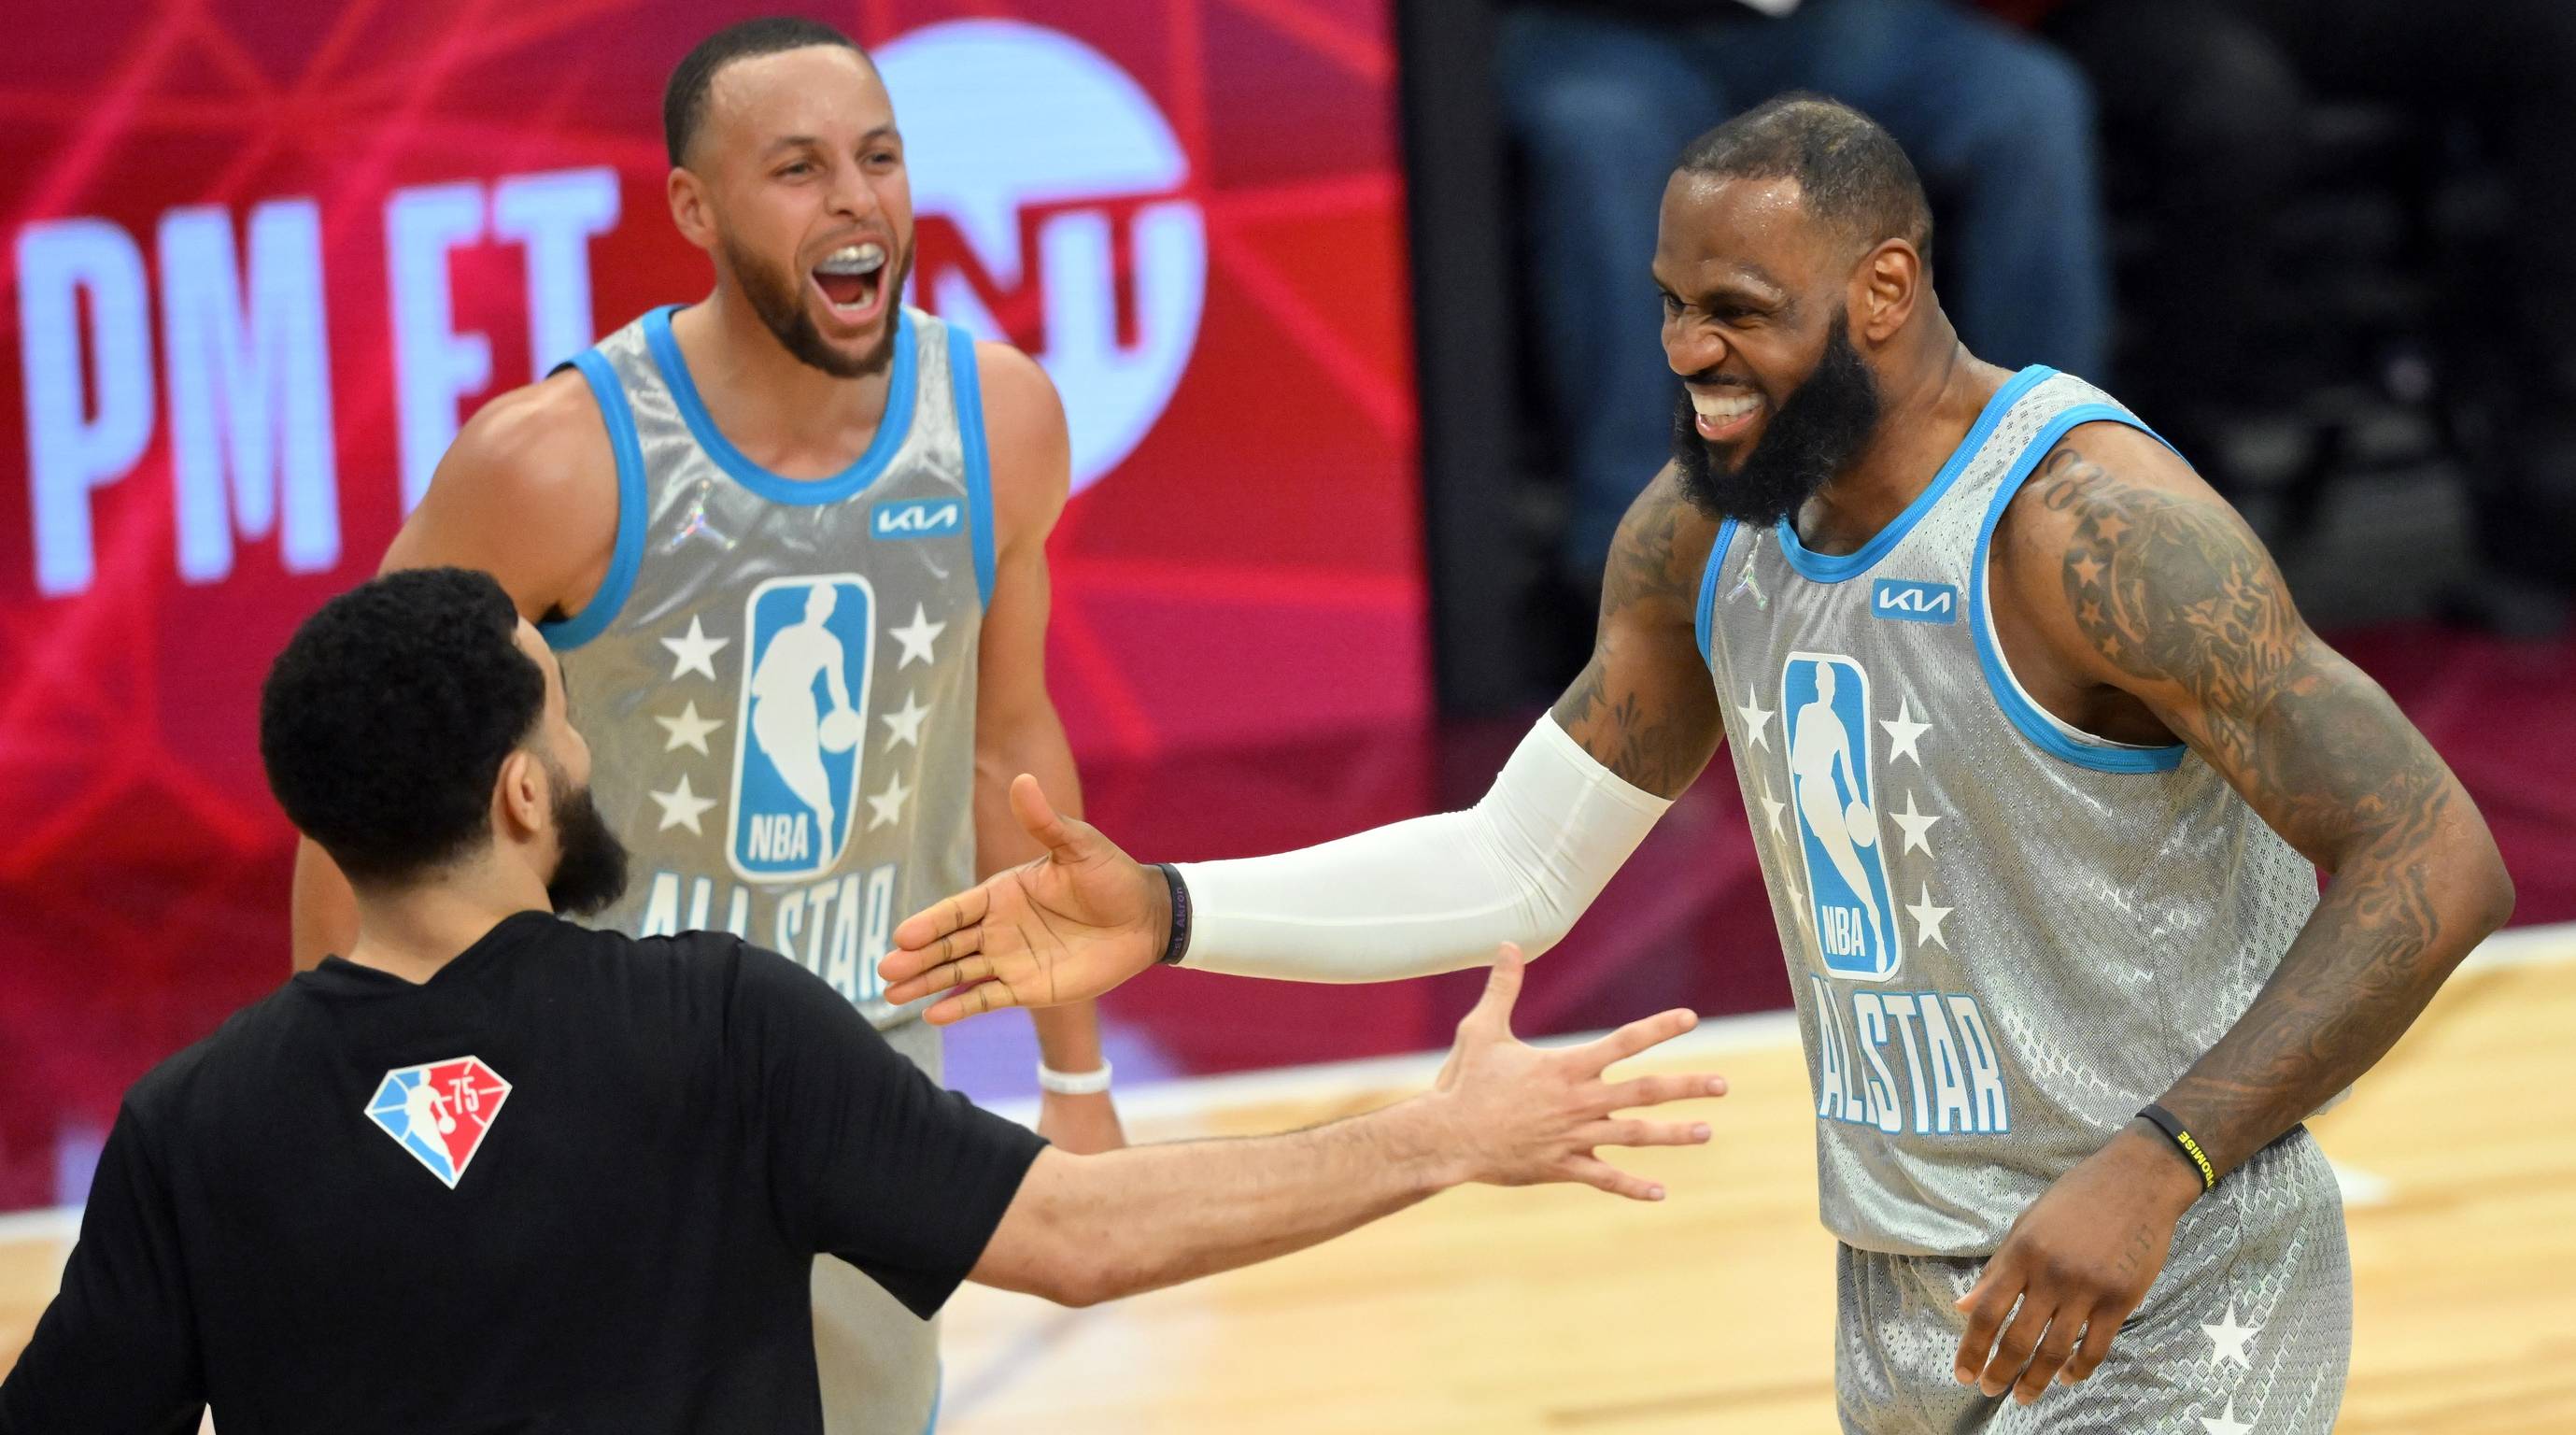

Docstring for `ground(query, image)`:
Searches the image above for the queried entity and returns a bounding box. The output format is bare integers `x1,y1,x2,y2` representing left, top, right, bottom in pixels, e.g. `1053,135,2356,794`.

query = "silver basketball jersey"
542,305,990,1041
1697,367,2321,1257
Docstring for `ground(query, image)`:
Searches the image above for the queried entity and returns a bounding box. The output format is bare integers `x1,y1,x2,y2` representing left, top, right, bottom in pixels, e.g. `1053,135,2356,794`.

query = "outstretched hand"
1427,946,1728,1201
878,774,1171,1025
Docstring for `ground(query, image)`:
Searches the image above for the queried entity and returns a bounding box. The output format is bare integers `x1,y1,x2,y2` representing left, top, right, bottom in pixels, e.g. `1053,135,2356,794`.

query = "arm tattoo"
2030,446,2504,1173
1549,480,1723,797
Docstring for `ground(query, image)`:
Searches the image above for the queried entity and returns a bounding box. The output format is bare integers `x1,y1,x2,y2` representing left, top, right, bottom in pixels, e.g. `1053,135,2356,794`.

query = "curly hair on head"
663,16,866,166
1677,93,1935,267
260,567,545,886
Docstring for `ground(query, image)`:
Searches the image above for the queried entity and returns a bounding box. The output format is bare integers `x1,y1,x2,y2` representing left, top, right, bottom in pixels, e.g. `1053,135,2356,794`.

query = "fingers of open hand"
1457,949,1526,1049
1008,774,1080,853
925,976,1023,1027
1561,1154,1665,1202
1574,1116,1711,1150
892,885,989,952
1578,1007,1701,1076
881,928,988,1004
1602,1072,1730,1111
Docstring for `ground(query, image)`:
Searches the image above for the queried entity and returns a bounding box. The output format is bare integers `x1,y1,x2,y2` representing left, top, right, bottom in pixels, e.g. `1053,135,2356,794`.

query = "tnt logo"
728,575,877,882
878,20,1206,496
870,498,962,540
365,1057,511,1189
1871,578,1957,623
1782,652,1904,979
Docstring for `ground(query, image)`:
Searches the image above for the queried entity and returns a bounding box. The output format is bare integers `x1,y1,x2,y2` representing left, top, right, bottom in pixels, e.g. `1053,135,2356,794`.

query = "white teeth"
814,242,887,277
1691,391,1760,421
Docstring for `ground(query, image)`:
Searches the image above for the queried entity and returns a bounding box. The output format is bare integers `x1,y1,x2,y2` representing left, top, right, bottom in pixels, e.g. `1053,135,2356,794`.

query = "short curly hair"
664,16,867,166
261,568,546,885
1677,93,1934,267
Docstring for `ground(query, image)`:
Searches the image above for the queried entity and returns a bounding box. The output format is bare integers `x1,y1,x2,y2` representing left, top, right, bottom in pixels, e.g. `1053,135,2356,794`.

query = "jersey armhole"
1695,518,1739,666
538,351,648,652
946,327,999,608
1966,406,2190,774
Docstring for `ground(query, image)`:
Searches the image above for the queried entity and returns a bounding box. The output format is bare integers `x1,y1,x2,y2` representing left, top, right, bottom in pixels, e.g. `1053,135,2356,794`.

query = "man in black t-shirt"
0,568,1729,1435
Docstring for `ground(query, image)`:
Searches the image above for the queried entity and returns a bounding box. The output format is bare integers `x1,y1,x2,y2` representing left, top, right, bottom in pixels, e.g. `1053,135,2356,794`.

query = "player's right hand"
1425,946,1726,1201
879,774,1168,1024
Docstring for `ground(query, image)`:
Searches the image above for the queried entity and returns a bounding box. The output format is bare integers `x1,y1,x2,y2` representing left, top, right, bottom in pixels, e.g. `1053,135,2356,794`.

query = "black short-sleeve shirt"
0,912,1044,1435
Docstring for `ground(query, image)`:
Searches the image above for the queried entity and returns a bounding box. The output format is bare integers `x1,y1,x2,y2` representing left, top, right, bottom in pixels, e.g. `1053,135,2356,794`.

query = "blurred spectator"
2038,0,2576,633
1496,0,2110,590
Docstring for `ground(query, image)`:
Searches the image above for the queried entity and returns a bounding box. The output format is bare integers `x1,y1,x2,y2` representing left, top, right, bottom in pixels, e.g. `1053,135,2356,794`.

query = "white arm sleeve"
1171,718,1673,982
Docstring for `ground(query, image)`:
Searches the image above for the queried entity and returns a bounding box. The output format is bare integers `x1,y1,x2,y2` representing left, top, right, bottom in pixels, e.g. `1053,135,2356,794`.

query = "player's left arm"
2025,423,2513,1166
1953,421,2515,1402
970,341,1124,1155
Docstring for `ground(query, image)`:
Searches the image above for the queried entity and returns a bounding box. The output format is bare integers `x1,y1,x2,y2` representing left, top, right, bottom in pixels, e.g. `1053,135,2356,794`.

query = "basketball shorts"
1834,1126,2351,1434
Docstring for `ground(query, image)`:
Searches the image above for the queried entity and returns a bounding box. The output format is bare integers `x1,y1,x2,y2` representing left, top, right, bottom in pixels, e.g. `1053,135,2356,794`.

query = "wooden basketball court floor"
5,927,2572,1431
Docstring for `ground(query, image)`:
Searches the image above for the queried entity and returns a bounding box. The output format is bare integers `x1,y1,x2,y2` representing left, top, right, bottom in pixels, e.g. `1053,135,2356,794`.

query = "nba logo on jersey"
364,1058,511,1189
1782,652,1904,979
728,575,878,883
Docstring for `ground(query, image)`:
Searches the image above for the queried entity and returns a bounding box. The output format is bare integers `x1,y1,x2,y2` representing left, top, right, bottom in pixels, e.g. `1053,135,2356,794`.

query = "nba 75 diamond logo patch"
364,1057,512,1188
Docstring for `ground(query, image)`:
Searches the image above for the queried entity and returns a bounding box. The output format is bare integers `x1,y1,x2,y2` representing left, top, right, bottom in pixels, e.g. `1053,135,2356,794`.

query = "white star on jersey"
1904,883,1952,948
1880,695,1932,766
661,617,729,682
655,701,723,756
648,774,716,834
1757,772,1787,840
2198,1401,2254,1435
1738,687,1776,749
2202,1304,2260,1371
867,771,913,831
890,604,945,669
1890,790,1940,855
879,691,931,750
1783,865,1817,953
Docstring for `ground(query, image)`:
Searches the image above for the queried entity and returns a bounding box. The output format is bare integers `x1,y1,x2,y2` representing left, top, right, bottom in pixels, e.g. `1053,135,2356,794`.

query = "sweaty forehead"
1653,172,1836,292
701,46,890,156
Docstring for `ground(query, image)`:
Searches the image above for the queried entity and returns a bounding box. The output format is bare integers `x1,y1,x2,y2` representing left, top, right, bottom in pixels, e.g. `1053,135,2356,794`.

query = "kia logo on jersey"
870,498,963,539
1870,578,1958,623
365,1057,512,1188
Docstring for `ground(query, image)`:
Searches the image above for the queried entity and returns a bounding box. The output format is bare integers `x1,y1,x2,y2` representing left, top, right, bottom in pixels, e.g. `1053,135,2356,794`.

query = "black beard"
721,232,913,380
543,772,630,918
1672,313,1884,527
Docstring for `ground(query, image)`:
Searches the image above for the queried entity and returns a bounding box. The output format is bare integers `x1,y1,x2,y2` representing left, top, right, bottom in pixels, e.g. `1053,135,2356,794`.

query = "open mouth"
1690,387,1763,442
809,240,891,325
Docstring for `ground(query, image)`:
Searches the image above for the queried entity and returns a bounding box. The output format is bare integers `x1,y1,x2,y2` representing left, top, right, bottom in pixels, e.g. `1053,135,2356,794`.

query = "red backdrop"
0,0,1426,1210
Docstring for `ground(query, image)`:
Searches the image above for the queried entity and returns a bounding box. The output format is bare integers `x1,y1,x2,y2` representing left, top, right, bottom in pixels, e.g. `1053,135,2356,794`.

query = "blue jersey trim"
920,1358,942,1434
1968,403,2190,774
1695,518,1737,665
642,304,919,506
947,325,999,607
539,348,648,652
1775,364,2053,584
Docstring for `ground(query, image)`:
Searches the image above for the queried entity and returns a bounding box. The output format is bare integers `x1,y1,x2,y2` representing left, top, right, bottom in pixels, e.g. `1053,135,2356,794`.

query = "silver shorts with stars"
1834,1127,2351,1434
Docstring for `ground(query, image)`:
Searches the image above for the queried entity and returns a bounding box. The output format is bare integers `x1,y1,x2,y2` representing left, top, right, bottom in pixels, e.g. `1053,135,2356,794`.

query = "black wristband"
1154,862,1193,966
2137,1102,2216,1193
